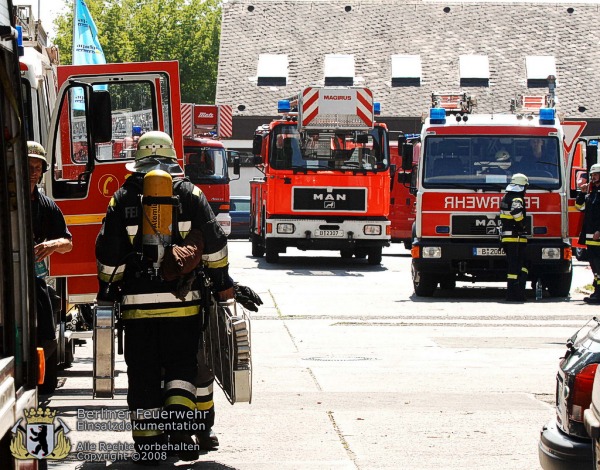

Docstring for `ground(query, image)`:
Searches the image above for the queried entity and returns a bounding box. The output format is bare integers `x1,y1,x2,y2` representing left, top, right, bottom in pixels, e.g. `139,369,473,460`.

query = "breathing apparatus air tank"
142,169,173,273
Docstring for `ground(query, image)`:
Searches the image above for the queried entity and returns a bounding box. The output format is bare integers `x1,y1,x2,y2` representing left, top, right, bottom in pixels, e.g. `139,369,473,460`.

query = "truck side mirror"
233,154,240,175
90,90,112,143
397,134,406,154
252,135,263,156
401,143,413,171
586,144,598,170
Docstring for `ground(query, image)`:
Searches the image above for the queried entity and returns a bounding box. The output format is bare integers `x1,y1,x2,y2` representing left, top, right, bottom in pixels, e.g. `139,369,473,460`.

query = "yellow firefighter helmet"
27,141,48,173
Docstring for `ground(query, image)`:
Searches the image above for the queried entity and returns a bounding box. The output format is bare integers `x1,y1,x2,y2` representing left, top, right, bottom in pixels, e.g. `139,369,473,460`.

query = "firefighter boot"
584,279,600,303
195,428,219,451
170,431,200,461
505,280,525,302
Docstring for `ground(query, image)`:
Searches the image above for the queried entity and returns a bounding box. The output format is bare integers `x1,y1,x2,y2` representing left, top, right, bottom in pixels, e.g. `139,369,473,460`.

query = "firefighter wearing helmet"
499,173,529,302
576,163,600,303
95,131,261,464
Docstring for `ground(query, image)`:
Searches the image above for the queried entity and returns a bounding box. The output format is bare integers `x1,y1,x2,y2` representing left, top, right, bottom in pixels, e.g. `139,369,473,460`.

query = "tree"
52,0,221,103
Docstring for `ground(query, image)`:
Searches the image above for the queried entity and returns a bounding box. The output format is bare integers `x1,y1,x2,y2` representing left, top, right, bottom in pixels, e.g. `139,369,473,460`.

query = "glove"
161,229,204,281
234,283,263,312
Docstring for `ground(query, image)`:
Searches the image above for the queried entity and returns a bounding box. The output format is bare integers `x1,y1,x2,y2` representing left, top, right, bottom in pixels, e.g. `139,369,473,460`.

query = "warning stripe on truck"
301,87,373,128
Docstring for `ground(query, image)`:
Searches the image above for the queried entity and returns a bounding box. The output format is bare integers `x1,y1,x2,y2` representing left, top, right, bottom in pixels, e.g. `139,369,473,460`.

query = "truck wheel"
64,338,74,367
367,247,383,265
251,234,265,257
265,241,279,263
340,248,353,259
545,271,573,297
439,279,456,290
354,248,367,259
403,240,412,250
412,263,437,297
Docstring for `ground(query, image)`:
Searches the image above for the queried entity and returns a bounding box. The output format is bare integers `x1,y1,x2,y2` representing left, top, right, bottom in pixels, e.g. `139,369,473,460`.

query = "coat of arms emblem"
10,407,71,460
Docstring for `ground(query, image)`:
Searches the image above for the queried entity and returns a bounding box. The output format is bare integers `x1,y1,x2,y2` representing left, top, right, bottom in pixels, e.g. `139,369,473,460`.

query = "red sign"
194,105,218,127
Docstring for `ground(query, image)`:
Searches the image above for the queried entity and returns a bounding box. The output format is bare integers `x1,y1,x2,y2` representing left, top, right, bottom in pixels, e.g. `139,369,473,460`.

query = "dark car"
539,317,600,469
229,196,250,239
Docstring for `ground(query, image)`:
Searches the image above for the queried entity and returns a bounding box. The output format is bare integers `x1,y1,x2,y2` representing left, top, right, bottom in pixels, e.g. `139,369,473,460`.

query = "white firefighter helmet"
27,141,48,173
126,131,183,175
506,173,529,192
590,163,600,175
495,149,510,162
510,173,529,186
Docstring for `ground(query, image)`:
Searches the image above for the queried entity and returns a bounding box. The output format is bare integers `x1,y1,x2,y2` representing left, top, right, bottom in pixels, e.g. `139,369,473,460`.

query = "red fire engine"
389,134,419,249
43,61,185,319
181,103,240,236
403,87,586,297
250,86,391,265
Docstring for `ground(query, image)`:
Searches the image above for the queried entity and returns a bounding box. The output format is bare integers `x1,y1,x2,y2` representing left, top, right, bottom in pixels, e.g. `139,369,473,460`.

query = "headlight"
277,223,295,234
541,247,561,260
422,246,441,258
363,225,382,235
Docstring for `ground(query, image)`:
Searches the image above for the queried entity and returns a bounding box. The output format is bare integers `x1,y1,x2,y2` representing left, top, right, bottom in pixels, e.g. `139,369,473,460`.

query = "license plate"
473,247,505,256
314,230,344,237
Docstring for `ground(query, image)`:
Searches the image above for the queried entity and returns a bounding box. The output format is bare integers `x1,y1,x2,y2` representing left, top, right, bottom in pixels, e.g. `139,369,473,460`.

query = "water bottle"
535,279,543,300
34,259,48,278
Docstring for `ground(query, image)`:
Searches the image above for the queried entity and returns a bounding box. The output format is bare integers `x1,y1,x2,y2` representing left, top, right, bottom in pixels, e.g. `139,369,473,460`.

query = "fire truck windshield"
422,135,561,189
184,147,227,183
269,125,389,171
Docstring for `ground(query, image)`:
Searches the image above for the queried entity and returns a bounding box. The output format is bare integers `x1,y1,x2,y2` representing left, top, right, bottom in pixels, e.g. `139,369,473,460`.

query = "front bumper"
412,238,571,281
539,418,592,470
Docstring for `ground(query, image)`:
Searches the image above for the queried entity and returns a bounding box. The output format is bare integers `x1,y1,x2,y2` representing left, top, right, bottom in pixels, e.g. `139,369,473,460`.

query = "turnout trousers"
124,314,201,449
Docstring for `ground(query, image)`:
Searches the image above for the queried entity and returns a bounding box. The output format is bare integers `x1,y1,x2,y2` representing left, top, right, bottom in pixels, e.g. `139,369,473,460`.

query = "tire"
403,240,412,250
265,240,279,263
340,248,353,259
412,263,437,297
64,338,74,367
439,279,456,290
367,247,383,265
251,234,264,257
354,248,367,259
545,270,573,297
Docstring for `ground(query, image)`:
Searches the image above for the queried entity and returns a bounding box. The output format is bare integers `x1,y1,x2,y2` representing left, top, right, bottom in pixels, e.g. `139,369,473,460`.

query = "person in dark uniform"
500,173,529,302
576,164,600,303
96,131,261,464
28,141,73,394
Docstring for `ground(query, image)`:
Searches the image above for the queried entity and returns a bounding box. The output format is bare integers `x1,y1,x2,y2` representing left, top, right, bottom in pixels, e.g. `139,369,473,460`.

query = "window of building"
459,55,489,87
526,56,557,88
257,54,288,86
391,55,421,87
324,54,354,86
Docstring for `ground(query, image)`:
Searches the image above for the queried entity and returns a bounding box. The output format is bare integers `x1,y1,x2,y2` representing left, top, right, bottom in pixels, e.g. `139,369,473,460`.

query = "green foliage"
52,0,222,103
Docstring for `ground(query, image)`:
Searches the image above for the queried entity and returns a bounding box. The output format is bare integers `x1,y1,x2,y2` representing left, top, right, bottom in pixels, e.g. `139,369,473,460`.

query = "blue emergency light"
16,25,23,57
590,140,598,146
539,108,555,125
374,102,381,116
429,108,446,124
278,100,291,113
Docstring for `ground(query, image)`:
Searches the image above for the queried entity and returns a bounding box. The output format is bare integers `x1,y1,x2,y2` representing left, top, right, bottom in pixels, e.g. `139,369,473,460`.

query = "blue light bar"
374,102,381,116
16,25,23,56
277,100,291,113
590,140,599,146
539,107,555,124
429,108,446,124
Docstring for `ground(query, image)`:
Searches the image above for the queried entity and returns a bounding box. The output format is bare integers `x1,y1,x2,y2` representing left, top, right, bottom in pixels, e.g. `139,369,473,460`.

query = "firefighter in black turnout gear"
576,163,600,303
500,173,529,302
96,131,240,464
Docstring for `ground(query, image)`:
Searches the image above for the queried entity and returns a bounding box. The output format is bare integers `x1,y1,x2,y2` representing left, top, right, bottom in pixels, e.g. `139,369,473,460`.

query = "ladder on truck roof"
431,92,476,114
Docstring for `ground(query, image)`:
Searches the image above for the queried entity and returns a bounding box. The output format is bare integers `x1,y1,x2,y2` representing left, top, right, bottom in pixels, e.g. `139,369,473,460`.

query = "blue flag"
73,0,106,66
73,0,106,110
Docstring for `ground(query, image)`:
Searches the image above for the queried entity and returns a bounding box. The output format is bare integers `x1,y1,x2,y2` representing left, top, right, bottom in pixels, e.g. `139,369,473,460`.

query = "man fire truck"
390,134,418,250
250,86,391,265
404,86,586,297
182,103,240,237
0,1,44,467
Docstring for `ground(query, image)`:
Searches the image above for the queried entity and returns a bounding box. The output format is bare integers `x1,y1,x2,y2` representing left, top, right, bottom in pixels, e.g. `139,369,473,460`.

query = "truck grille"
292,187,367,212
